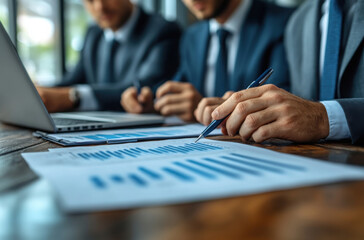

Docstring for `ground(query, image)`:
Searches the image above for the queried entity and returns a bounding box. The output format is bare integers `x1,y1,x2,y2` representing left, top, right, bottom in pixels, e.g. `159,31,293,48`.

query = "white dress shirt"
319,0,354,140
75,6,139,111
204,0,252,97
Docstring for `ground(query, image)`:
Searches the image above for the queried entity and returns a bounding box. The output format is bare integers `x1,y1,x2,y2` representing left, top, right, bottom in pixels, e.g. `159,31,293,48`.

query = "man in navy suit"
121,0,294,122
201,0,364,144
37,0,181,112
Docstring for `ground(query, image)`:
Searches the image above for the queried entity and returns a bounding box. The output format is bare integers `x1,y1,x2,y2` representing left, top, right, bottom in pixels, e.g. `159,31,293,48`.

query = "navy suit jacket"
174,0,294,96
285,0,364,144
59,8,181,111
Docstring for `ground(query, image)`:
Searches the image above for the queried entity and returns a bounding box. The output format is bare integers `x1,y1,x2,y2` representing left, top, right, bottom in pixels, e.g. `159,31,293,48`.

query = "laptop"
0,22,164,133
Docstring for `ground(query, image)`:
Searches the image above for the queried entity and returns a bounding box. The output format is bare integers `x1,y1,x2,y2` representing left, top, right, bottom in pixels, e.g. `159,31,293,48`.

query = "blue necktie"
99,39,119,84
214,29,231,97
320,0,343,100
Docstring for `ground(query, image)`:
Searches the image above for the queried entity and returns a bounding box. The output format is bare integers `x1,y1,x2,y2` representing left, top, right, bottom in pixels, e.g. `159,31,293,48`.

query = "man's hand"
121,86,155,113
154,81,202,122
194,91,234,126
36,87,74,113
212,84,330,143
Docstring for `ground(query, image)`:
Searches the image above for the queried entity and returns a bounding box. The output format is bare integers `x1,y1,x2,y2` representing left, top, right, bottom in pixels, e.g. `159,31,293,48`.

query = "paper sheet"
22,138,364,212
36,124,221,146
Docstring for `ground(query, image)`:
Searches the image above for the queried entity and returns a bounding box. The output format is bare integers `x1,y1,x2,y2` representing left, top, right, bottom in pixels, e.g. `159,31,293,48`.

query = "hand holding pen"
195,68,274,143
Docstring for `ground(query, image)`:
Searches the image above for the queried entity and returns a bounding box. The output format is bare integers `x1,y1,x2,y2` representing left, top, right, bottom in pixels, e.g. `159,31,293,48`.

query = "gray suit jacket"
59,8,181,111
285,0,364,144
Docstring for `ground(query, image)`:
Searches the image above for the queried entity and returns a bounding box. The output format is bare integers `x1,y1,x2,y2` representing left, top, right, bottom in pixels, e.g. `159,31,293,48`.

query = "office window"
17,0,61,85
0,0,8,31
64,0,89,72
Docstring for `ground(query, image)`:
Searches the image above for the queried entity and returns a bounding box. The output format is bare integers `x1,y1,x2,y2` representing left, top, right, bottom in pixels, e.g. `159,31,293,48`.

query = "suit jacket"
59,8,181,111
174,0,294,96
285,0,364,143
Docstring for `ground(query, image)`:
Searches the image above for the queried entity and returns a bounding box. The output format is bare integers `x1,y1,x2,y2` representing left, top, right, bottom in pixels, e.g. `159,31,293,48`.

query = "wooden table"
1,122,364,240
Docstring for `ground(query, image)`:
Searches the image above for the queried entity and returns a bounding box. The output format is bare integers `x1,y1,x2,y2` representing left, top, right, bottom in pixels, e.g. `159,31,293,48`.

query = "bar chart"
89,152,306,189
76,142,223,161
22,138,364,212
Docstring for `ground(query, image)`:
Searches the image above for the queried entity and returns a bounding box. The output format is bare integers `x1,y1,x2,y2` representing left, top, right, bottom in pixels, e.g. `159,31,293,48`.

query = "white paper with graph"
22,138,364,212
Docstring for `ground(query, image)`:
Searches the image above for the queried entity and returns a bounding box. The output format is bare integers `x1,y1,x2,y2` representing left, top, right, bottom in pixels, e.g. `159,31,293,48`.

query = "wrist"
317,102,330,139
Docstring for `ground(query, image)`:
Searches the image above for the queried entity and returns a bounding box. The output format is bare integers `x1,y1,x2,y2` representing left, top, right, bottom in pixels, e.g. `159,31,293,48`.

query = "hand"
194,91,234,126
154,81,202,122
212,84,330,143
121,86,155,114
36,87,74,113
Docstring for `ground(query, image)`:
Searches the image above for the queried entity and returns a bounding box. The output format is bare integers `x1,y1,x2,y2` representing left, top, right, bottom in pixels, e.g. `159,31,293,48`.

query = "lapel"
338,1,364,84
85,28,103,84
231,0,261,91
300,0,321,100
195,22,210,94
115,9,146,81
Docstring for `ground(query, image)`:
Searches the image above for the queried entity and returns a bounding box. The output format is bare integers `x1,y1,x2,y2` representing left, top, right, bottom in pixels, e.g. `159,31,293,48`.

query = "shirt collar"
209,0,252,35
104,5,140,43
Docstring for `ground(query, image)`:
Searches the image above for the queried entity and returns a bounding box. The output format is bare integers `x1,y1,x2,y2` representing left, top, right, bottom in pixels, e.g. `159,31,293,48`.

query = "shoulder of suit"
285,0,316,37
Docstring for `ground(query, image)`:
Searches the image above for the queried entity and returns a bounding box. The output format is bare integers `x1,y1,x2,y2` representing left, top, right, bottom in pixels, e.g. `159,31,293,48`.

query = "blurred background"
0,0,305,86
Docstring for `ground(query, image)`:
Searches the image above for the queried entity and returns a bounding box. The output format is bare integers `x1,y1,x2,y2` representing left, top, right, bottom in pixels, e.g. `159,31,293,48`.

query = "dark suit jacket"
285,0,364,143
173,0,294,96
59,7,181,111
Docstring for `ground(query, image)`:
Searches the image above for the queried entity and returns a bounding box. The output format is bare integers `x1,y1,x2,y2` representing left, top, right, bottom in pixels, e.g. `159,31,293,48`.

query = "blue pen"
134,78,141,95
195,67,274,143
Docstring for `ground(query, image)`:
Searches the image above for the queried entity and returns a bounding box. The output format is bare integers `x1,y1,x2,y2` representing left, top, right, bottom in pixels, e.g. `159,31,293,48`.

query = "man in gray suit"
202,0,364,144
37,0,181,112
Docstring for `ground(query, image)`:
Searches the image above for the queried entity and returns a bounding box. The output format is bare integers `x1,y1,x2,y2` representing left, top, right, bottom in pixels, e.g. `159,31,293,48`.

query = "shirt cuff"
75,85,99,111
320,100,351,140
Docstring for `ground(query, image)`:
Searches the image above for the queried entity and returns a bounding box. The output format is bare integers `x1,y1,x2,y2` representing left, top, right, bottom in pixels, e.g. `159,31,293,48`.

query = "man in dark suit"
207,0,364,144
121,0,294,122
37,0,181,112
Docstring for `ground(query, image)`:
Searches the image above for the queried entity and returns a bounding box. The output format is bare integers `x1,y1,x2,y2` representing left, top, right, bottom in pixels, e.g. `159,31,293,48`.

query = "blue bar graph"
83,130,186,141
89,152,307,190
77,143,223,161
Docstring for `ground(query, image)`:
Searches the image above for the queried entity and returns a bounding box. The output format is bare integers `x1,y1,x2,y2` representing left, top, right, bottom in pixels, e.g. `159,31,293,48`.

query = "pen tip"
195,135,203,143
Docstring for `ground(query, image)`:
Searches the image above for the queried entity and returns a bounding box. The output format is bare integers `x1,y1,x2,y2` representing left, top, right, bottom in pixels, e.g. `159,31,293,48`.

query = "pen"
195,67,274,143
134,78,141,95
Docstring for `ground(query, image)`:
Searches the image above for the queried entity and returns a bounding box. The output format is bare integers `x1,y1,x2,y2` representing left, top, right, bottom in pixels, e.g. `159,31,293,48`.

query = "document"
35,124,221,146
22,138,364,212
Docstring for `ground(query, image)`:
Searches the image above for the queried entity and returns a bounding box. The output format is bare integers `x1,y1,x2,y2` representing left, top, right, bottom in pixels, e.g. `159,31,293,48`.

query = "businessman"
200,0,364,144
121,0,294,121
37,0,181,112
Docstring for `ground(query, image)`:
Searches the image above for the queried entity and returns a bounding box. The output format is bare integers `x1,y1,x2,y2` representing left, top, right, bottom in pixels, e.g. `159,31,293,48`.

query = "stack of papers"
35,124,222,146
22,138,364,212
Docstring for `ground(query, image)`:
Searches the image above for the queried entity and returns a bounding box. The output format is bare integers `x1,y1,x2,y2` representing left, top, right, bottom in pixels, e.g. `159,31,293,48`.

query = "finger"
156,81,184,99
121,87,142,113
250,121,283,143
238,108,278,142
222,91,234,100
138,87,153,103
201,105,219,126
225,98,270,136
212,84,277,120
154,93,185,111
159,102,191,117
195,97,223,123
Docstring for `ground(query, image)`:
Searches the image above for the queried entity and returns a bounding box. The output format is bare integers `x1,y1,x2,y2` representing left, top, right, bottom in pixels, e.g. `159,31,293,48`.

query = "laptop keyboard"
53,118,104,126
